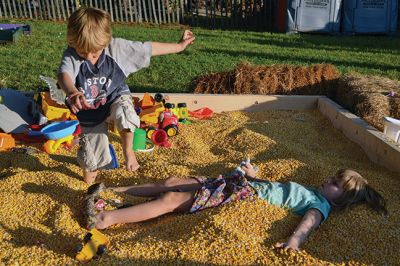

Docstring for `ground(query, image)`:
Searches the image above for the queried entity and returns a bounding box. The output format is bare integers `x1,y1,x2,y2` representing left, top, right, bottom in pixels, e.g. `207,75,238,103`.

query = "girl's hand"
241,162,257,179
179,30,195,51
67,91,91,114
274,242,300,252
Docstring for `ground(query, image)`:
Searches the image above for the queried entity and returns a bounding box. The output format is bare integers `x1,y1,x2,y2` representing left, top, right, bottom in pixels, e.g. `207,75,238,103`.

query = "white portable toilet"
286,0,342,33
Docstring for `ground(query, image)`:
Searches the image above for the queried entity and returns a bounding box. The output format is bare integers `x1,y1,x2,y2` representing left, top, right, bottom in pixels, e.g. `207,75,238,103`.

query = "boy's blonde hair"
67,7,112,53
332,169,387,215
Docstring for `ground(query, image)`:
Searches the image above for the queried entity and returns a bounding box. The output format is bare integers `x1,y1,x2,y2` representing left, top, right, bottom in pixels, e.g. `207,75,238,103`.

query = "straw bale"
336,74,400,130
193,62,340,97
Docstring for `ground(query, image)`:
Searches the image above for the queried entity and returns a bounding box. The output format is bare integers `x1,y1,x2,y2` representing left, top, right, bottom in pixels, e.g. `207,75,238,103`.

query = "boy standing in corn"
58,7,195,184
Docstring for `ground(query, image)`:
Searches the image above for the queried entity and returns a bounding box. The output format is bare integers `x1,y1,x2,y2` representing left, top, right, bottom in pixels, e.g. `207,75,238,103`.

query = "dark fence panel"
185,0,274,30
1,0,399,32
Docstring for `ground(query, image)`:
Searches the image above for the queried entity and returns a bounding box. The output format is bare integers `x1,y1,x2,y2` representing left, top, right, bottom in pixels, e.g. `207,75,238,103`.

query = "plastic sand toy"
75,229,110,263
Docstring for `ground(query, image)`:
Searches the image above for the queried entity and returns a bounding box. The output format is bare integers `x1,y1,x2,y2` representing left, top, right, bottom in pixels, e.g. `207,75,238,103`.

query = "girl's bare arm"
275,208,323,251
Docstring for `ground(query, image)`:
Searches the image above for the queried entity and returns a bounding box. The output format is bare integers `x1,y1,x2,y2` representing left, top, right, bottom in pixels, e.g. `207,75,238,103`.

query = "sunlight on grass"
0,19,399,92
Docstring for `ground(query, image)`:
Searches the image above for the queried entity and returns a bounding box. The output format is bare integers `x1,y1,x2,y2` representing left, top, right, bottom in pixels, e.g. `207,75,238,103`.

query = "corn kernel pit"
0,110,399,265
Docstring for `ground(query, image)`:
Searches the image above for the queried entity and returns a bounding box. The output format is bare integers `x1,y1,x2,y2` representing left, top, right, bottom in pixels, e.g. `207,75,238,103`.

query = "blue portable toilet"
342,0,398,35
285,0,342,33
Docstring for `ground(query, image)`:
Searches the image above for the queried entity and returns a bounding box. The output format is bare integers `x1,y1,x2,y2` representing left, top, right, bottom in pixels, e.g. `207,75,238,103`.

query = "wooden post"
123,0,128,22
137,0,142,22
50,0,56,19
157,0,161,23
142,0,148,22
1,1,7,18
104,0,109,17
44,0,51,19
22,0,28,18
117,0,123,21
167,0,171,23
171,0,176,23
71,0,75,12
65,0,70,17
176,0,179,23
6,0,13,18
55,0,62,20
151,0,158,23
27,0,33,19
60,0,66,20
114,0,120,21
129,0,134,22
32,0,38,18
12,0,19,18
180,0,184,23
161,0,166,23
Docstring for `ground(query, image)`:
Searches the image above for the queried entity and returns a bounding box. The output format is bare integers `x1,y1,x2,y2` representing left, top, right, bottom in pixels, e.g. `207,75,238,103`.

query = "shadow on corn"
0,150,81,181
2,224,80,257
21,183,85,228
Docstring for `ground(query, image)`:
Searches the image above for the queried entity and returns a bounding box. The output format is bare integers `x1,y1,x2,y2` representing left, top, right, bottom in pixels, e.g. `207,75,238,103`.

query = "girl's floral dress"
189,173,256,213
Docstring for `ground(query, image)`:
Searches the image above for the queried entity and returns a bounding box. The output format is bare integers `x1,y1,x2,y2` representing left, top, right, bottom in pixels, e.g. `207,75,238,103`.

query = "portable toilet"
275,0,342,33
342,0,398,35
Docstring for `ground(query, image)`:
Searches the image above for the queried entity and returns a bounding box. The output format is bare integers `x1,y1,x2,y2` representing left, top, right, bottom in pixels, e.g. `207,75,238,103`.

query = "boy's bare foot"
125,150,140,171
83,170,98,184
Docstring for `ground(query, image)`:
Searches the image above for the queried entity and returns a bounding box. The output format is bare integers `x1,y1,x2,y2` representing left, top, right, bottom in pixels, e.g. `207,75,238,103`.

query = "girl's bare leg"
95,190,195,229
110,177,202,197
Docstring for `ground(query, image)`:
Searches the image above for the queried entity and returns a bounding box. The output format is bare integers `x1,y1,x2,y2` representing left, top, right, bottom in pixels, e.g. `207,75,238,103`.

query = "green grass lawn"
1,19,400,93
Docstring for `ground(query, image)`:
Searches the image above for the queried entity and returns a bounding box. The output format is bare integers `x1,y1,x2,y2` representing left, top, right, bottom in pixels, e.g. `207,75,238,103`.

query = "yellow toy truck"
75,229,110,263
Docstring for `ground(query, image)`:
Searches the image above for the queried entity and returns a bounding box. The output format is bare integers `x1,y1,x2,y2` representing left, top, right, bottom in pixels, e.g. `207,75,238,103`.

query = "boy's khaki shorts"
77,95,140,172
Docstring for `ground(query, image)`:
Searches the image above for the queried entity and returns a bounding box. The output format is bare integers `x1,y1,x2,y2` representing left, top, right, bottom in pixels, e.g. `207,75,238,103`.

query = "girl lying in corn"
86,162,387,251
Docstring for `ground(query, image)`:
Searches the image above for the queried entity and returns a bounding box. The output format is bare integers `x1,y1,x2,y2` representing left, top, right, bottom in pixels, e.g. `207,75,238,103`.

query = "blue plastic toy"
109,144,118,169
40,120,79,140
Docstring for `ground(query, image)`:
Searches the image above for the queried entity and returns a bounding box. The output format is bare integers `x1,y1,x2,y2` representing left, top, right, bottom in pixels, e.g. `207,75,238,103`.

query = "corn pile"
0,110,399,265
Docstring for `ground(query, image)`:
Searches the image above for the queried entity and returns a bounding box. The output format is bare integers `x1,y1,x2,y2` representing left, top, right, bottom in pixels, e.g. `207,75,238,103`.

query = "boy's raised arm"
275,208,323,251
151,30,195,56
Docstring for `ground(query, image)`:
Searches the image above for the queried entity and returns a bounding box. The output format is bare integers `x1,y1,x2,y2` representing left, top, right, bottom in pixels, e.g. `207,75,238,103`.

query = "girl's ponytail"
365,185,388,216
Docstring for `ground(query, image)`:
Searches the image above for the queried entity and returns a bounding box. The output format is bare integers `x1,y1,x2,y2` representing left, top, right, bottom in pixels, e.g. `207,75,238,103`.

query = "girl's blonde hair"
332,169,387,215
67,7,112,53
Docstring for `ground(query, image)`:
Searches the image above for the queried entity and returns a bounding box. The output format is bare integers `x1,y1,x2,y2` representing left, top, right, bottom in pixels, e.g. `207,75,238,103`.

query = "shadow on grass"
245,35,400,54
199,48,400,73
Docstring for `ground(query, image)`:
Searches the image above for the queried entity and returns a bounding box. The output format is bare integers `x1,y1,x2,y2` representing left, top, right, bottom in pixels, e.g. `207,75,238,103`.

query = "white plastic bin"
383,117,400,143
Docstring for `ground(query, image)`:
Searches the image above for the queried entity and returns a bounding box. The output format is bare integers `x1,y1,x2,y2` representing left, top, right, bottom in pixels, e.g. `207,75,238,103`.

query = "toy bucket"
41,120,79,140
133,128,147,151
383,117,400,143
151,129,171,148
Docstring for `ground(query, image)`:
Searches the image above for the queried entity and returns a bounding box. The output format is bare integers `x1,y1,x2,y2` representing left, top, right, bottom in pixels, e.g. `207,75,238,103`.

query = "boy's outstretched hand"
179,30,195,51
67,91,91,114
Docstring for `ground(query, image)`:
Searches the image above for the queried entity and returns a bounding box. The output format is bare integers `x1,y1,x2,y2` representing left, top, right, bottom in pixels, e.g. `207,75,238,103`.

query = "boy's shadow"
21,183,85,228
4,225,80,257
0,150,81,181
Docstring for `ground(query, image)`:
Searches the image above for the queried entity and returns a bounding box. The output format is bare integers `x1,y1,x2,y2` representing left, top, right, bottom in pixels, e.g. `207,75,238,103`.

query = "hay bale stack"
193,62,340,97
336,74,400,131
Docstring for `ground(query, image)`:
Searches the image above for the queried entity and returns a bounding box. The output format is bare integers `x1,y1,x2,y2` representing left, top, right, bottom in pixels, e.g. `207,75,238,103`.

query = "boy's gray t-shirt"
58,38,152,127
